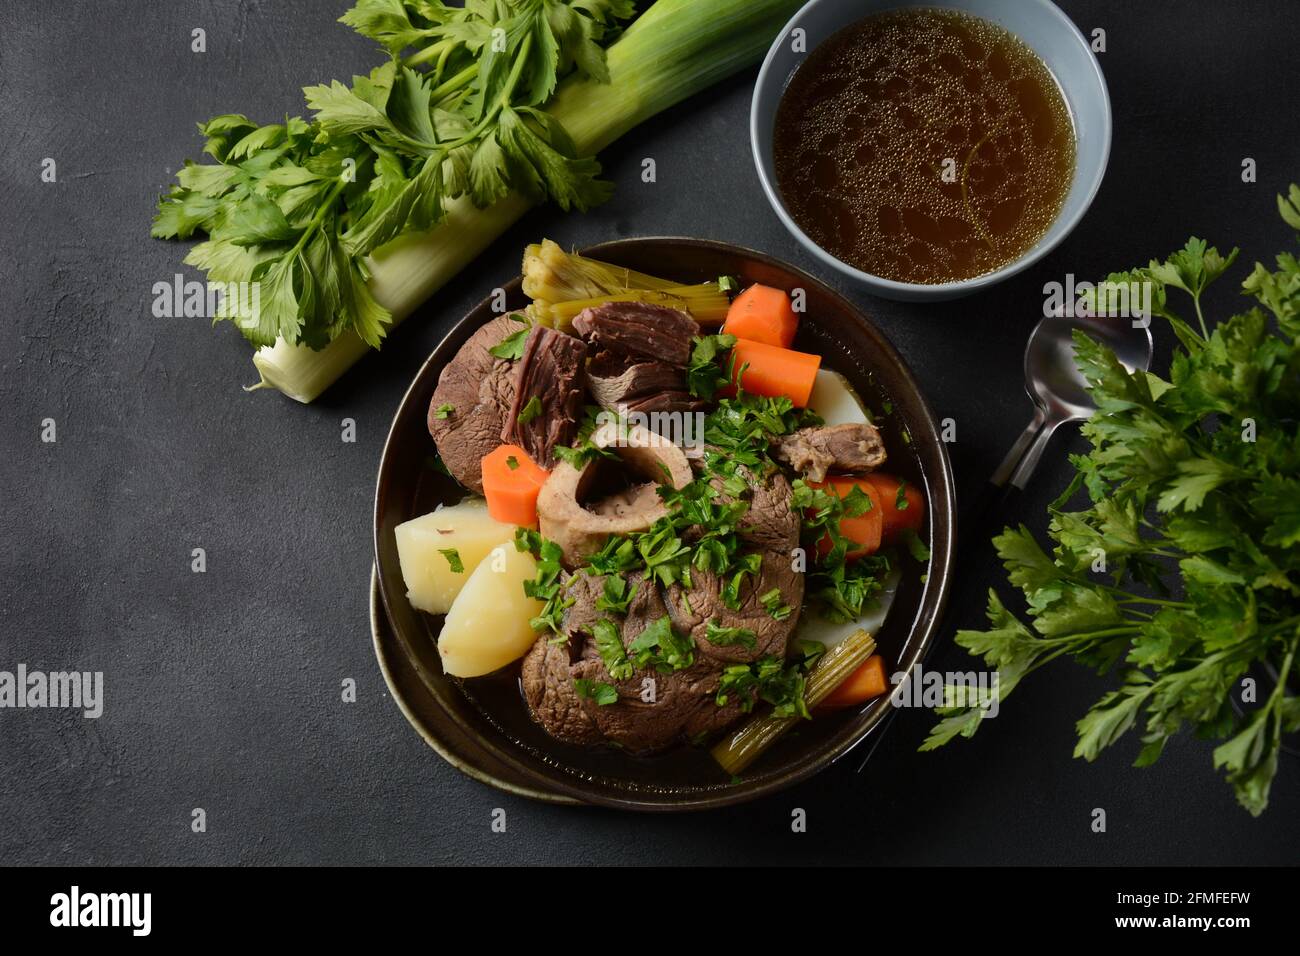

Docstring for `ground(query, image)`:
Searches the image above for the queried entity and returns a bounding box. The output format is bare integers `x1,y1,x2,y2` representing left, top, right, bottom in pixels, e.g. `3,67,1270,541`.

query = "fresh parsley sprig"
925,202,1300,816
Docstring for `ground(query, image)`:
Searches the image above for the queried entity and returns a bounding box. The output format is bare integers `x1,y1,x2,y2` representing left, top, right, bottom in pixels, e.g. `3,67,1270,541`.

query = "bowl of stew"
372,237,956,810
751,0,1111,300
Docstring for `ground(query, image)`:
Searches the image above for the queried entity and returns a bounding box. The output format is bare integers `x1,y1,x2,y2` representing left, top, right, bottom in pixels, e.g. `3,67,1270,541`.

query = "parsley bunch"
926,191,1300,815
152,0,633,349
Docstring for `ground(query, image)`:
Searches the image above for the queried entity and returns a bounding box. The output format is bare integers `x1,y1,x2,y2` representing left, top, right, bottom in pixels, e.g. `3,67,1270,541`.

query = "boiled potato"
808,369,872,426
797,569,900,648
395,500,517,615
438,543,544,677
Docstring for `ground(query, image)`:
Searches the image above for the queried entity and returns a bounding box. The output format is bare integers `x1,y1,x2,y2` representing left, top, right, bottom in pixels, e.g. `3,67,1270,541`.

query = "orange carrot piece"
819,655,889,710
863,473,925,544
729,338,821,407
480,445,549,527
809,477,884,559
723,284,799,348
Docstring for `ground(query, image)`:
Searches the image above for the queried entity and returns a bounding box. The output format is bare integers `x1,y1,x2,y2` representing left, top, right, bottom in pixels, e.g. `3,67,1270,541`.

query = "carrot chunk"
480,445,549,527
863,473,925,544
819,655,889,710
809,477,884,559
729,339,821,407
723,284,799,348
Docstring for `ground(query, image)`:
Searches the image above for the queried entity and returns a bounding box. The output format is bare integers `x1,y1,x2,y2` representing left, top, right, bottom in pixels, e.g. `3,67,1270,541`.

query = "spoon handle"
990,406,1047,489
961,407,1052,562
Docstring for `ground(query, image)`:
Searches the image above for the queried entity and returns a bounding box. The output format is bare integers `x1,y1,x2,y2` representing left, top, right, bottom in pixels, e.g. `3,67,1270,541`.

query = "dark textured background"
1,0,1297,865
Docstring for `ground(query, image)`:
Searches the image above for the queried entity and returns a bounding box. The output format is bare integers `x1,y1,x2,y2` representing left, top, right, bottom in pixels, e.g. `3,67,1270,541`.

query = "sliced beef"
520,633,602,747
427,315,520,493
523,433,808,751
502,325,587,469
666,551,804,665
773,422,887,482
572,301,699,366
702,463,799,555
522,567,764,754
576,657,737,753
587,355,706,415
573,302,702,417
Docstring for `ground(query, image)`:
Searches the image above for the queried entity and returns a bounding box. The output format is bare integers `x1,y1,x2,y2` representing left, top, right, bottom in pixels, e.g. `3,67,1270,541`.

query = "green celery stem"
252,0,804,402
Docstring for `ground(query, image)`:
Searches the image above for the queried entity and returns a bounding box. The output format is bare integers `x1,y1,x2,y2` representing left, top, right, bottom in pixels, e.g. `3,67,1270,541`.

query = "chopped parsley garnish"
686,333,737,400
595,575,637,615
895,478,910,511
627,615,695,674
516,528,572,635
553,406,619,470
720,552,762,611
505,455,520,471
516,395,543,425
573,679,618,706
438,548,463,573
489,327,528,360
841,484,874,517
902,529,931,562
592,619,633,681
716,655,810,718
759,587,793,621
792,478,890,623
433,403,455,419
703,620,757,649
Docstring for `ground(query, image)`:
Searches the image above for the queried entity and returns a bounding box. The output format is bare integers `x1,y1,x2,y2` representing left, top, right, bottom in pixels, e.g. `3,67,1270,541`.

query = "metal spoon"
853,309,1153,775
987,309,1154,507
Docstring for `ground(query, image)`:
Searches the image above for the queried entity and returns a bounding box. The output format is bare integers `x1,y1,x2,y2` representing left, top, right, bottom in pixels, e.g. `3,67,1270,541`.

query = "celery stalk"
711,630,880,776
252,0,803,403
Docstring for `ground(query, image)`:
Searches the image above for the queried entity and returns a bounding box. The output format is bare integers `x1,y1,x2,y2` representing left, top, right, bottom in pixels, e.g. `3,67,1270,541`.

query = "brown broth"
773,8,1077,284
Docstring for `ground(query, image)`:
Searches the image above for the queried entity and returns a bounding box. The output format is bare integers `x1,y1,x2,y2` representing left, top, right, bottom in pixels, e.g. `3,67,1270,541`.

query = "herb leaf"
704,620,758,649
516,395,543,425
573,678,619,706
925,213,1300,817
152,1,636,350
489,327,529,360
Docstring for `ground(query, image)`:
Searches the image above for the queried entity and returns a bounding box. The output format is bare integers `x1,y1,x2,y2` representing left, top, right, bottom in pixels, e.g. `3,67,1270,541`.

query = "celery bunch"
152,0,805,402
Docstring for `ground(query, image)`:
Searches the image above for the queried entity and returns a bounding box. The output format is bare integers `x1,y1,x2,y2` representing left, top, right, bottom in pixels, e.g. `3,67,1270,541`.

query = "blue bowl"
751,0,1111,301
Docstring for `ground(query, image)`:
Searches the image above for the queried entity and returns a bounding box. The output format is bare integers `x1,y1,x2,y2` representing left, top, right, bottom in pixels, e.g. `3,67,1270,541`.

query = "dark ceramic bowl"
373,237,955,810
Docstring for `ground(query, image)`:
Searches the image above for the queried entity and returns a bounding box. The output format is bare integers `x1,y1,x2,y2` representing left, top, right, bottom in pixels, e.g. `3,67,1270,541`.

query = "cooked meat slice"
572,301,699,367
742,469,800,554
773,422,887,482
587,356,706,416
427,315,521,493
537,422,693,567
575,658,733,754
683,677,750,739
702,462,799,555
523,569,760,753
554,570,606,645
665,551,803,664
520,633,602,747
502,325,588,468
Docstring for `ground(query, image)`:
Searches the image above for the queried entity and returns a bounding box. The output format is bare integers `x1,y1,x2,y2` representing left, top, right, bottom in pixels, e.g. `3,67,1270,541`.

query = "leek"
252,0,803,403
711,629,880,776
523,239,681,301
532,286,731,329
